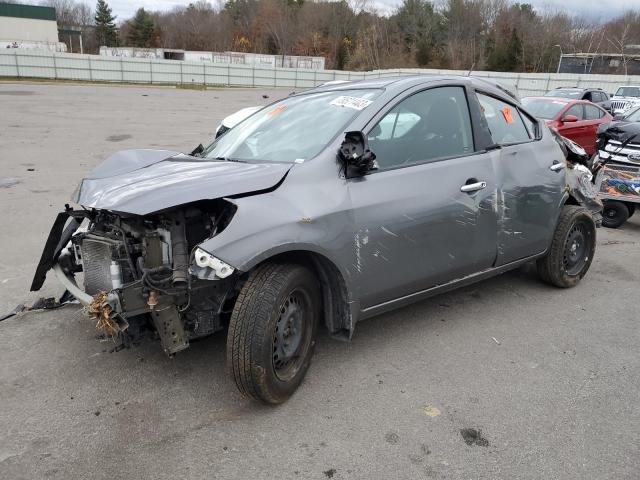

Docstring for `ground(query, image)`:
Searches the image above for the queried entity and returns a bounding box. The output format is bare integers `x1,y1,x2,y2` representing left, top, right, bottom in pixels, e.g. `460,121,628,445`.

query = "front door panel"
348,153,497,308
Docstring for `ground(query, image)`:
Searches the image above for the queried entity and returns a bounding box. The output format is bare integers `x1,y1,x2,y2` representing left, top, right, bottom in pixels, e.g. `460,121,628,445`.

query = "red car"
521,97,612,155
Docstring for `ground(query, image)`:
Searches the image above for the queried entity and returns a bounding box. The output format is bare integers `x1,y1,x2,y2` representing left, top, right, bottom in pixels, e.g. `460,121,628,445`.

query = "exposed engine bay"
33,200,239,355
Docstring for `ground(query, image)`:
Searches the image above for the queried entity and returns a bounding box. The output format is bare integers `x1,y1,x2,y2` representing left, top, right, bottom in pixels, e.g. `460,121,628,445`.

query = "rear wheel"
626,203,635,218
602,200,629,228
537,206,596,288
227,262,319,404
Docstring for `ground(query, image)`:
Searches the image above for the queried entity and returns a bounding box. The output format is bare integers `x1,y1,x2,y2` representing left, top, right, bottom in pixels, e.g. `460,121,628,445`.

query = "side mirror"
613,114,625,121
561,114,578,123
339,131,377,176
190,143,204,156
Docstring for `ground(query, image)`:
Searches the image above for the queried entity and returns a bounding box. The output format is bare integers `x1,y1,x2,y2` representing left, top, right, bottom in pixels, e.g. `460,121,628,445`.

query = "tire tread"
537,205,595,288
227,262,313,403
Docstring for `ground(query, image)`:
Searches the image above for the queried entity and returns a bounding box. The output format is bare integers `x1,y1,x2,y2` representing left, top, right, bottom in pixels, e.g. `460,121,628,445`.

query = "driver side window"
367,86,474,170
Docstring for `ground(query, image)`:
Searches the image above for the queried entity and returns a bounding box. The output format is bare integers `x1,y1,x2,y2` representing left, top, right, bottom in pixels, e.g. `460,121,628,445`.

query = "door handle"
550,161,565,172
460,181,487,193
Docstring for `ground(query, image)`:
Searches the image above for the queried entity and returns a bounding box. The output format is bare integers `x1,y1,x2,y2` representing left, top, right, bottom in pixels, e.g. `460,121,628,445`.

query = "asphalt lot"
1,82,639,480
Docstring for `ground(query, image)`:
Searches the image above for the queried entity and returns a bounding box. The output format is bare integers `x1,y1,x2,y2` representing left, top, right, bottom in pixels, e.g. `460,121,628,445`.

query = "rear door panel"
493,139,565,264
474,92,565,265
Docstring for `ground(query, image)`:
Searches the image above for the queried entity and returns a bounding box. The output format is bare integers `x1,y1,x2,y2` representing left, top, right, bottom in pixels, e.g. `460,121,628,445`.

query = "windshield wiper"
214,156,246,163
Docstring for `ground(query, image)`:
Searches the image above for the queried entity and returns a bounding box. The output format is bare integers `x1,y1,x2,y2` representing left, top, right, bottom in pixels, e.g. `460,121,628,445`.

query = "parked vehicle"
610,86,640,116
521,97,612,155
592,111,640,228
545,87,611,111
32,76,601,403
215,106,262,138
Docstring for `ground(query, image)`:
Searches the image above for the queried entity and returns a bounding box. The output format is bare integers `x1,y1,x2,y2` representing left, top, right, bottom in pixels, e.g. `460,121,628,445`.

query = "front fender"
197,193,357,290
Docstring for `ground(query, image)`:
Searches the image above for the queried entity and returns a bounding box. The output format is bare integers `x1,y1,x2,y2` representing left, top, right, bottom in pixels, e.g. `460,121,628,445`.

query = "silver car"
32,76,601,403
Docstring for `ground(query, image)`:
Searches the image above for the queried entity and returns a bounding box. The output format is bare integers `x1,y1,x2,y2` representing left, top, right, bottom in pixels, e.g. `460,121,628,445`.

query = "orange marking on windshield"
268,105,287,117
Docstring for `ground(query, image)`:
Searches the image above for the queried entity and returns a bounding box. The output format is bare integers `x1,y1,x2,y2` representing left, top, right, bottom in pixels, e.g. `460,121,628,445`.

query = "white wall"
99,47,326,71
0,17,59,43
2,50,640,94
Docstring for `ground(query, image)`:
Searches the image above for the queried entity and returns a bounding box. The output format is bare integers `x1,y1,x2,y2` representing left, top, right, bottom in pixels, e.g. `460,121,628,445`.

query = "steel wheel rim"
272,289,311,382
605,207,618,219
563,219,592,276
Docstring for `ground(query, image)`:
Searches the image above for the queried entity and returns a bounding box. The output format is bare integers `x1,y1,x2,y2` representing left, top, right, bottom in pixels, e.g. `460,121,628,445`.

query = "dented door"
347,154,498,309
475,91,566,265
493,141,566,265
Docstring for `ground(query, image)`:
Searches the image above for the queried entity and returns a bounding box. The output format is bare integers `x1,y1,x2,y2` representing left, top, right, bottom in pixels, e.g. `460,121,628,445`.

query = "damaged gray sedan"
31,76,601,403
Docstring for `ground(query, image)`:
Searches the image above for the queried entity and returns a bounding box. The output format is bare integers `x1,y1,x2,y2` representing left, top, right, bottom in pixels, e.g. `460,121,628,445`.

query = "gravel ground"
0,82,639,480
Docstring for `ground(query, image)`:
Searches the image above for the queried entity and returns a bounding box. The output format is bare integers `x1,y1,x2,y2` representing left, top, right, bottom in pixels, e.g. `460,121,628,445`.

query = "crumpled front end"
550,128,604,223
32,201,239,355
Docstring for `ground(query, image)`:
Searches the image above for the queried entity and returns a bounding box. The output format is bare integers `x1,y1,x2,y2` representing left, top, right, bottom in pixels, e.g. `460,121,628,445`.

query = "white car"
215,106,263,138
610,85,640,116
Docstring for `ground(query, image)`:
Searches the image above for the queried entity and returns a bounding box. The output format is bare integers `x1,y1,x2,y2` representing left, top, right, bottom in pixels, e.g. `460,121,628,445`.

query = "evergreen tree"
487,28,522,72
128,8,155,48
94,0,117,47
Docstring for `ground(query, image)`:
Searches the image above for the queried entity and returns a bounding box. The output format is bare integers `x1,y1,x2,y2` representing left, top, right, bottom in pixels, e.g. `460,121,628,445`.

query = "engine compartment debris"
87,291,119,337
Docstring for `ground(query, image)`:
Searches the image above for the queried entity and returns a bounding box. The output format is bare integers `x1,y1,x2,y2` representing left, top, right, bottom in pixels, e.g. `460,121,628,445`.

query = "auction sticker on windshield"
330,96,373,110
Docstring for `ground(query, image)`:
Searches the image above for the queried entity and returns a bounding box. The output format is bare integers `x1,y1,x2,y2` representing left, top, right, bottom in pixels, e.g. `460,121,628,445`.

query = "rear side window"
477,93,531,145
564,104,584,120
585,104,604,120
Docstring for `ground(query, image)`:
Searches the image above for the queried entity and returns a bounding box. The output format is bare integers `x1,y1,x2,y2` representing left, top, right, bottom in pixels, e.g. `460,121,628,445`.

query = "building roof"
0,3,56,21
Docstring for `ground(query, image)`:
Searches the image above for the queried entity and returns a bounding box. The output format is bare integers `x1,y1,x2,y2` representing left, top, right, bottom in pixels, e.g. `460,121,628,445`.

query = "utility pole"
554,44,563,74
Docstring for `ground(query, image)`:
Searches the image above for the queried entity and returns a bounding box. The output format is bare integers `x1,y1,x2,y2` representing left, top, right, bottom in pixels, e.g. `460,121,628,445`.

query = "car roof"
525,96,574,103
311,75,455,90
553,87,602,91
307,74,520,101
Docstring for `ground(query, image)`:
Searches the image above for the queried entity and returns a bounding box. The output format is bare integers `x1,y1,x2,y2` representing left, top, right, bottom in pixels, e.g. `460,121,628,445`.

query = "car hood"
74,149,292,215
597,121,640,143
612,97,640,106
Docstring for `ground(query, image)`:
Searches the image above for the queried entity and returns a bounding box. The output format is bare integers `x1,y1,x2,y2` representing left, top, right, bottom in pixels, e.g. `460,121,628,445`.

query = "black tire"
602,201,629,228
626,203,635,218
227,262,319,404
537,205,596,288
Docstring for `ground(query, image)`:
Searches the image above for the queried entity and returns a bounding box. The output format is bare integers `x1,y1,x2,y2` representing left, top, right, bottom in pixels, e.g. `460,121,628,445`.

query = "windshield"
615,87,640,97
521,98,567,119
625,107,640,122
545,89,581,99
202,89,381,163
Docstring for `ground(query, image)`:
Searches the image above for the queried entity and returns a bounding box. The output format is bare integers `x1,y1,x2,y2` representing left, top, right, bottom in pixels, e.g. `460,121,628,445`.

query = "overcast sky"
107,0,636,21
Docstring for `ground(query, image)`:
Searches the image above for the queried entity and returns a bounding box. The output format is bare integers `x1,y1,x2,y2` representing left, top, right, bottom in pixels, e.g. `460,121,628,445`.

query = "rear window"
521,98,567,119
585,104,604,120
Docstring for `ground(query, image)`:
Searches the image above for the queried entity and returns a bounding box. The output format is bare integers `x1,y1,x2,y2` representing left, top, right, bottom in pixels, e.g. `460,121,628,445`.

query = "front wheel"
227,262,319,404
537,205,596,288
